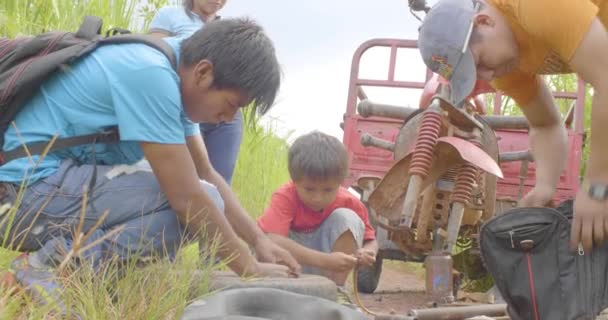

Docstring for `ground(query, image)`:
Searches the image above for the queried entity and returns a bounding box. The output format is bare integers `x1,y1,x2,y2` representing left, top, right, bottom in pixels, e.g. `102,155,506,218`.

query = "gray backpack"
0,16,176,164
480,200,608,320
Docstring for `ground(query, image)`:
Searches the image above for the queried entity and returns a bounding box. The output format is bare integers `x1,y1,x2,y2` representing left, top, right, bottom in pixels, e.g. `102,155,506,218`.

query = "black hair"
288,131,349,182
180,18,281,114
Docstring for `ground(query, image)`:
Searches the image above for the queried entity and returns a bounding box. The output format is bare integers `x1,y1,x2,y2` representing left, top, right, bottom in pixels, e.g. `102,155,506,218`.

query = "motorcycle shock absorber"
444,132,482,253
399,106,443,228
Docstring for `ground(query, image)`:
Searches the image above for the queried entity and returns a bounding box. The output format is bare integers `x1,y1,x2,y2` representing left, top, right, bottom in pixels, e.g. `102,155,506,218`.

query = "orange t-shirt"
257,182,376,241
488,0,608,105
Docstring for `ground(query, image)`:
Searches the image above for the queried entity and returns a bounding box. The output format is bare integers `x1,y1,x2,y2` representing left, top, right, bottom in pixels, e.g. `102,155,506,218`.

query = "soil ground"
346,260,431,317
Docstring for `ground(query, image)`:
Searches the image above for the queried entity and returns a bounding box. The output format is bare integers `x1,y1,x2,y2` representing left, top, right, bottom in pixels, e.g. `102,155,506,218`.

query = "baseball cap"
418,0,480,106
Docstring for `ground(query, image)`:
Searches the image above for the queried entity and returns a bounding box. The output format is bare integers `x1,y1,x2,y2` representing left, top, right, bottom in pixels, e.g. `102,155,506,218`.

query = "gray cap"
418,0,479,105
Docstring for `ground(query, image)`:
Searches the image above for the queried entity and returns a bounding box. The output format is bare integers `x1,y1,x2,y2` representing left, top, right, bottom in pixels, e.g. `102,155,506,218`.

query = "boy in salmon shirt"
258,131,378,285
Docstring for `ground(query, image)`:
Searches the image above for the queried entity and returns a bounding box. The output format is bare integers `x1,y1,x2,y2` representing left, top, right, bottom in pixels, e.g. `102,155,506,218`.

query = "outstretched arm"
567,18,608,251
186,134,301,274
266,233,357,272
517,79,568,208
142,142,263,276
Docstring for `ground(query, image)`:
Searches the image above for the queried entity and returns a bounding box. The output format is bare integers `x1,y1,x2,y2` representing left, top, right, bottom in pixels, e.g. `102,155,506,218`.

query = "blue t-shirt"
0,37,199,184
150,6,205,37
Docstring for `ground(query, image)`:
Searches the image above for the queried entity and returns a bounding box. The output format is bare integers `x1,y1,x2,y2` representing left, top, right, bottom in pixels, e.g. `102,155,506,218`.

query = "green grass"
232,114,292,218
0,115,292,320
0,1,295,318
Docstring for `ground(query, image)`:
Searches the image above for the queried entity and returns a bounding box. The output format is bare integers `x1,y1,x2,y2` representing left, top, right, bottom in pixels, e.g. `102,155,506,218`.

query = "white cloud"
221,0,436,141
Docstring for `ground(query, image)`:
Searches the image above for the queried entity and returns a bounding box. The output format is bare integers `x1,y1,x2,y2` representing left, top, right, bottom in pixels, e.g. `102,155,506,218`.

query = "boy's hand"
254,236,301,276
324,252,357,272
355,248,376,267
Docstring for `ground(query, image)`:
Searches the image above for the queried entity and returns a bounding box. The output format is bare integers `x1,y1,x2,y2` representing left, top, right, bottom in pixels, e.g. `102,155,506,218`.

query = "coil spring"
452,139,483,204
409,111,442,178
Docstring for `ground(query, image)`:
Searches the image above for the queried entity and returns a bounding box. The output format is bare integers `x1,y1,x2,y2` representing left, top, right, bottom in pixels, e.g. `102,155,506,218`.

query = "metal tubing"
357,100,530,130
481,115,529,130
400,174,423,228
360,133,396,151
408,304,507,319
499,150,533,163
444,202,466,253
358,99,416,120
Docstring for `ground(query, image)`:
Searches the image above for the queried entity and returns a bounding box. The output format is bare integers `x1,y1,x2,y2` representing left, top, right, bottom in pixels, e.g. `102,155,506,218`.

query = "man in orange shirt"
417,0,608,251
258,131,378,286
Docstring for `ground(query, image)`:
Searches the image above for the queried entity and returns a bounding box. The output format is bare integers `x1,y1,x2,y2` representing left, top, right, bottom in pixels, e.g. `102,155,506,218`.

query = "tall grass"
232,114,292,218
0,0,294,319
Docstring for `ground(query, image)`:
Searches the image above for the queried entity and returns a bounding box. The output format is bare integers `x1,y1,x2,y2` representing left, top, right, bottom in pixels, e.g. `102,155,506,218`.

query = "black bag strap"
100,34,177,70
0,127,119,165
0,18,180,165
76,16,103,40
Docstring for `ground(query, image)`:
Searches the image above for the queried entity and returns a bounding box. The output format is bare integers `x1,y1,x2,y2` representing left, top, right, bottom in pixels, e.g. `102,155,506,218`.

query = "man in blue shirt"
1,18,300,307
149,0,245,186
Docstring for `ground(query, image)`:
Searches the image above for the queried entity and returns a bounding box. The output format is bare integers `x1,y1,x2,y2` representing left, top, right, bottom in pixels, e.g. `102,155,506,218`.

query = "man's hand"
247,262,294,278
518,183,556,208
254,236,301,276
355,248,376,267
570,189,608,251
323,252,358,272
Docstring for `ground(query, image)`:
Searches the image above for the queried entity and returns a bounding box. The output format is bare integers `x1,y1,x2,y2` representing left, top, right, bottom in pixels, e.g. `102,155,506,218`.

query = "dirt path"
349,261,430,316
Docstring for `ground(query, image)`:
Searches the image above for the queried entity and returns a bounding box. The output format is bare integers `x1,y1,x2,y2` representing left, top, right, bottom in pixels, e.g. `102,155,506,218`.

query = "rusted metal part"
360,132,396,151
416,185,436,243
357,99,417,120
388,227,432,256
435,137,503,179
408,304,507,319
368,144,465,223
400,106,444,229
434,190,451,227
424,252,455,305
435,96,483,130
394,111,428,160
445,130,483,253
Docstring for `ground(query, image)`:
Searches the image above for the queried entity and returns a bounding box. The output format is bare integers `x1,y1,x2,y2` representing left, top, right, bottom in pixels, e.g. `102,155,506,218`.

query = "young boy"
149,0,245,187
0,18,299,306
257,131,378,285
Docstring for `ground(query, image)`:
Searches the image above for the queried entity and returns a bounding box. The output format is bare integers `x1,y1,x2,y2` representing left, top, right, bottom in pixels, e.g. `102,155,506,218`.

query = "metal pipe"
408,304,507,320
499,150,533,163
357,99,417,120
357,100,530,130
400,174,423,228
360,133,396,151
445,202,466,253
482,115,529,130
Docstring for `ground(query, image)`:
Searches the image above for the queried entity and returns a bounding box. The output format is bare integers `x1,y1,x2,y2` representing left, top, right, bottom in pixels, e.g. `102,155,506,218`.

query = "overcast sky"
218,0,434,141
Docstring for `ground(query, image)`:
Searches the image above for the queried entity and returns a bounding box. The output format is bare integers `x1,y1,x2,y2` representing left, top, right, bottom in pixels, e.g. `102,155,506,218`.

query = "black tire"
208,271,338,301
356,253,383,293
